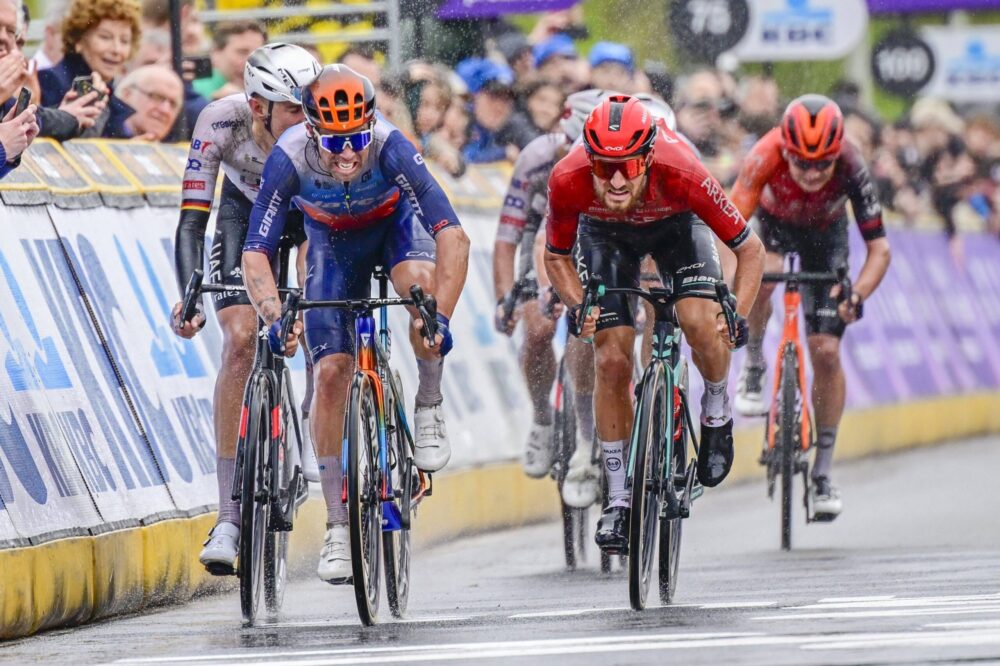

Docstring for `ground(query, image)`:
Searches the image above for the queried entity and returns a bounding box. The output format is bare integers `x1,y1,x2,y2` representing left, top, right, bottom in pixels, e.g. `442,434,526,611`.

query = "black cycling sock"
811,427,837,481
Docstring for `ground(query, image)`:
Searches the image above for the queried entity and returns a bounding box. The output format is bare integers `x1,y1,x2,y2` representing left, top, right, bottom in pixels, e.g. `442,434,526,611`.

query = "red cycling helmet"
781,94,844,161
582,95,657,159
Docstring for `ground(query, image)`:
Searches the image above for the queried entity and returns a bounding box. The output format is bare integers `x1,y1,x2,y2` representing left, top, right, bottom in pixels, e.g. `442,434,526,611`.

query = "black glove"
732,313,749,349
566,303,584,337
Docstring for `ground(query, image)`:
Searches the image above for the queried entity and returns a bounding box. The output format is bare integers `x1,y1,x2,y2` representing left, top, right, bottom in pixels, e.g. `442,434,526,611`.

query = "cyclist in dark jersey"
170,43,320,574
730,94,892,519
544,95,765,551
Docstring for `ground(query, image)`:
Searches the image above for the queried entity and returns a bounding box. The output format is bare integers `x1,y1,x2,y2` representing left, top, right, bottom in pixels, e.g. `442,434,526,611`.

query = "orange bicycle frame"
765,287,812,452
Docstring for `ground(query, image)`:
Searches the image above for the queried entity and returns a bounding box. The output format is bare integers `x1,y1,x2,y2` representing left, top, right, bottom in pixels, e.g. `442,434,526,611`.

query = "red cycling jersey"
730,128,885,240
545,127,752,255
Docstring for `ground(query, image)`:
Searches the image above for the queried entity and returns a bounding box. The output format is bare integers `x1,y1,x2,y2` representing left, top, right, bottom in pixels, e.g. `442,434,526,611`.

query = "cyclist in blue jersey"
242,65,470,584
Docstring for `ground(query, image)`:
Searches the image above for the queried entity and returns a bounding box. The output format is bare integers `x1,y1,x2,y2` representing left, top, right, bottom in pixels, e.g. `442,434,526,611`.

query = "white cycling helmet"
244,43,321,104
560,88,615,142
633,92,677,132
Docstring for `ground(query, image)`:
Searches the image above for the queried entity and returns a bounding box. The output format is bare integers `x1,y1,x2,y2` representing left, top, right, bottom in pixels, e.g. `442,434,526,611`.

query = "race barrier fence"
0,138,998,639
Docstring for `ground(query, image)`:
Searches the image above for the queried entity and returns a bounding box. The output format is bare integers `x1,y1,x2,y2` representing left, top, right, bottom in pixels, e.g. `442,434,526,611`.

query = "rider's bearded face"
592,154,651,212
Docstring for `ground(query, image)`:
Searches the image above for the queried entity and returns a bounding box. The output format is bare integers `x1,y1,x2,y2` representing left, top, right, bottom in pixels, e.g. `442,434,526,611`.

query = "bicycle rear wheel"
628,365,667,611
384,375,411,619
553,368,587,571
347,374,382,626
779,344,798,551
658,388,686,604
239,375,272,625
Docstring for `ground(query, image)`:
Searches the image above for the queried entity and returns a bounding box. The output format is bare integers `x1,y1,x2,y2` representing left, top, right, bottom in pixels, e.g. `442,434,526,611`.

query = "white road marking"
699,601,777,609
754,604,1000,621
797,592,1000,609
508,607,630,619
802,628,1000,651
924,619,1000,629
818,595,896,603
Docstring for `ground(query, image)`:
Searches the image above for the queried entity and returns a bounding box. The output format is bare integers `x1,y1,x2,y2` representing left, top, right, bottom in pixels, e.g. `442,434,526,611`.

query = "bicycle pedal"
203,562,237,577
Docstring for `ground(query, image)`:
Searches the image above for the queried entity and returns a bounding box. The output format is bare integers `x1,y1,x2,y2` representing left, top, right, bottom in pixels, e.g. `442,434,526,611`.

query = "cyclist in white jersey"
170,43,320,575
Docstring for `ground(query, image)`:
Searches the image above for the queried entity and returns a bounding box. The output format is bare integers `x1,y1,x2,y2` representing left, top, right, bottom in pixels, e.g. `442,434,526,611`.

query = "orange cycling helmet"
301,64,376,133
781,94,844,160
583,95,657,159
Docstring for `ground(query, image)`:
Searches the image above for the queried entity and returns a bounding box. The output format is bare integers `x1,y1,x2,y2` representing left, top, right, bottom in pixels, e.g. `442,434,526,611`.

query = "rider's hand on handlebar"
538,286,565,321
568,303,600,340
716,311,749,350
267,318,303,357
170,300,206,339
494,299,519,336
830,283,864,324
415,313,454,356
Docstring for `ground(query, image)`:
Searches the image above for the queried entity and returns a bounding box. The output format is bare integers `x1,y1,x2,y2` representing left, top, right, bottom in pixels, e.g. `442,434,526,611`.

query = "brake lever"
410,284,438,347
179,268,205,325
714,282,738,344
277,290,301,354
577,275,604,340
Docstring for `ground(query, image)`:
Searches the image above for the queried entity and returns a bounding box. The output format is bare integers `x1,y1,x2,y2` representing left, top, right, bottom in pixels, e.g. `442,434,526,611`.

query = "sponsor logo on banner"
920,27,1000,101
727,0,868,62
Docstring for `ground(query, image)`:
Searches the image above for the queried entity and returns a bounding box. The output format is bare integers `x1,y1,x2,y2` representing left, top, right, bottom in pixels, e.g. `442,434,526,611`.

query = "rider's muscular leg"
520,301,557,425
677,299,732,425
566,336,595,444
313,353,354,526
807,334,845,480
594,327,635,507
214,305,257,526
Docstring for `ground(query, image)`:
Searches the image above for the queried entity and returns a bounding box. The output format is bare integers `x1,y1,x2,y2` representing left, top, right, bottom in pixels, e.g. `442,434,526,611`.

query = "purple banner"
868,0,1000,13
437,0,576,19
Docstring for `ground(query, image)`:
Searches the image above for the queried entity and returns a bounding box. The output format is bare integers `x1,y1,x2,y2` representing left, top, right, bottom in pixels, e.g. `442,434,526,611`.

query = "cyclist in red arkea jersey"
730,94,891,520
544,95,765,551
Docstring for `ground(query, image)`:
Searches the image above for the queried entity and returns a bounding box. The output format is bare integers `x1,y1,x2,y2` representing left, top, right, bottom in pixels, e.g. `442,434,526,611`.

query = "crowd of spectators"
0,0,998,245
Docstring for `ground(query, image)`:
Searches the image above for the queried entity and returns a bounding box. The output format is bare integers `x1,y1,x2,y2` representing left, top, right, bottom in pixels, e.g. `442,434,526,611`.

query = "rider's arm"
380,130,469,318
174,109,225,296
729,130,782,221
542,171,584,307
493,143,537,300
242,146,299,325
843,148,891,301
683,167,764,318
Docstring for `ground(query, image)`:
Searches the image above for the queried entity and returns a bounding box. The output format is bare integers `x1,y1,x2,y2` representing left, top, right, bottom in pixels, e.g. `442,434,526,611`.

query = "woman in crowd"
38,0,141,138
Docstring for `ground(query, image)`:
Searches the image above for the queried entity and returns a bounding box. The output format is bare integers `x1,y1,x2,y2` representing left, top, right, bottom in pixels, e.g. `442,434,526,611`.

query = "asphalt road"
5,435,1000,666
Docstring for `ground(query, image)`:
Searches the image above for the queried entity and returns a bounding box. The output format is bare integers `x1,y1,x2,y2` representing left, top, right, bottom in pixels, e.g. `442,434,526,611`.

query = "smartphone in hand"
14,86,31,116
71,75,105,103
183,56,213,80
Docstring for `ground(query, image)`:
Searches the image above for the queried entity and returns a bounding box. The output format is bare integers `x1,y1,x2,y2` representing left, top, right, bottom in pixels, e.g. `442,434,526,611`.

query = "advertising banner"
437,0,576,19
920,26,1000,102
728,0,869,62
51,208,219,513
869,0,1000,13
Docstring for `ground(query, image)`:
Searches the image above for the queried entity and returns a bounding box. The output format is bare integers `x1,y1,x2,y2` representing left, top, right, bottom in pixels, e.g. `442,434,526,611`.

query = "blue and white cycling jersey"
244,114,461,258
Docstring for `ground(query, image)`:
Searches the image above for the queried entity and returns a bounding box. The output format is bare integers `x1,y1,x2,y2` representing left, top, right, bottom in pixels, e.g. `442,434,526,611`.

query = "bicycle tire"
553,370,588,571
599,472,611,574
347,374,382,626
628,364,667,611
384,373,411,619
658,387,686,604
779,343,798,551
239,375,271,625
265,379,296,615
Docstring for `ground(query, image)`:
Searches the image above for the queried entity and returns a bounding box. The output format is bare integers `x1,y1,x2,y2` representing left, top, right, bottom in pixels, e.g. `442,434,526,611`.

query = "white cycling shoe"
413,404,451,472
735,363,768,417
199,522,239,575
317,525,352,584
300,415,320,483
810,477,843,521
561,443,600,508
523,422,555,478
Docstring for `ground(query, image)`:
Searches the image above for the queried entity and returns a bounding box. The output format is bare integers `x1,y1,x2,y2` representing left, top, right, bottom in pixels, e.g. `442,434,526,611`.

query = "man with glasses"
730,94,891,520
116,64,183,141
242,64,470,583
543,95,764,551
171,43,320,575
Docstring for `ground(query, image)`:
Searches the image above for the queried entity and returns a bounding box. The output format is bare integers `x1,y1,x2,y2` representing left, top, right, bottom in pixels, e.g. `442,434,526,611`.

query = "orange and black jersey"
730,128,885,241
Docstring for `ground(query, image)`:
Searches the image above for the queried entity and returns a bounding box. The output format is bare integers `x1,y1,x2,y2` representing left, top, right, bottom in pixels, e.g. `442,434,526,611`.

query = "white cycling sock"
701,378,731,426
318,456,348,526
416,358,444,407
216,457,240,526
601,440,629,508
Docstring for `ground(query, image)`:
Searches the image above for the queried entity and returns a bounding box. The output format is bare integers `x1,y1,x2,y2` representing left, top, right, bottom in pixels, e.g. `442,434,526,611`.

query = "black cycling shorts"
574,214,724,332
755,213,849,338
209,177,306,311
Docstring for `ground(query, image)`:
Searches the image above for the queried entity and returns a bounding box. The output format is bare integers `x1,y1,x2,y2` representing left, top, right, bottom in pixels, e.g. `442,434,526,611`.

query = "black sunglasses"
790,155,836,171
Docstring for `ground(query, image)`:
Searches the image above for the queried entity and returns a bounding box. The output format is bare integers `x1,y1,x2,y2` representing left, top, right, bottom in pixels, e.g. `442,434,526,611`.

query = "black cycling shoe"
698,419,734,487
595,505,630,554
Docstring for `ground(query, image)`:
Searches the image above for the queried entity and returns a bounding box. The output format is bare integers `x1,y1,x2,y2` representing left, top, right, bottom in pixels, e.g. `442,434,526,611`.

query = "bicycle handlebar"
410,285,439,348
180,269,204,323
763,267,854,305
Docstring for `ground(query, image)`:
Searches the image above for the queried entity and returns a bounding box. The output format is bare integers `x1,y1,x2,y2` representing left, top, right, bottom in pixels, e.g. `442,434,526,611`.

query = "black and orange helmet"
582,95,657,159
781,94,844,160
301,64,376,133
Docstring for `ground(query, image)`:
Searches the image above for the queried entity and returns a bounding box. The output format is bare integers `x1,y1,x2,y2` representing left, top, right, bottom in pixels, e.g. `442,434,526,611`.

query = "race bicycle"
180,250,307,626
276,266,435,626
759,256,854,551
578,276,739,610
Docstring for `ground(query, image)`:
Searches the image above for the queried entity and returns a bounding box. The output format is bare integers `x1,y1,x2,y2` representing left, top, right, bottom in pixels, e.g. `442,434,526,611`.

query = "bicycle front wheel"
265,377,298,615
658,387,686,604
779,343,799,551
553,368,588,571
628,364,667,611
239,374,272,626
383,374,411,619
347,374,382,626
